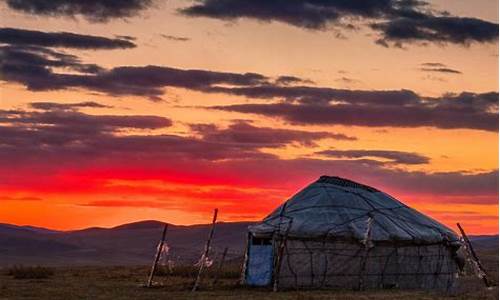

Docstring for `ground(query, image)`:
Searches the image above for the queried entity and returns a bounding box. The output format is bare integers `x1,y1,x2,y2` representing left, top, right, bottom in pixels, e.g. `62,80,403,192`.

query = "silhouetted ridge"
111,220,169,230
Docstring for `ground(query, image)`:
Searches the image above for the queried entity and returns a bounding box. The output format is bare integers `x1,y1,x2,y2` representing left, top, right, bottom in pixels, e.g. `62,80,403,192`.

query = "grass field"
0,251,497,300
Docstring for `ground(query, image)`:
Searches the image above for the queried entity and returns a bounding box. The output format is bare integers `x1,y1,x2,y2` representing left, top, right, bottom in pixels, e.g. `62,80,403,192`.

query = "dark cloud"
419,62,461,74
238,159,498,198
0,27,136,49
420,67,461,74
435,92,498,112
372,16,499,46
377,169,498,196
335,76,361,84
190,120,356,147
180,0,401,30
275,75,314,86
0,46,269,100
1,107,172,135
60,65,267,100
115,35,136,41
420,62,462,74
29,101,112,110
180,0,498,46
3,0,154,22
211,91,499,131
92,134,278,161
0,105,496,202
1,44,105,83
0,108,203,159
3,43,496,132
317,149,430,164
207,85,421,106
421,62,445,67
94,65,267,89
160,34,190,42
0,105,350,163
0,114,173,162
207,84,497,121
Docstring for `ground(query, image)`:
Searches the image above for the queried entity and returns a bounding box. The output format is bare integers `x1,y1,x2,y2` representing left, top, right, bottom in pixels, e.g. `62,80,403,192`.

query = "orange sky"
0,0,498,234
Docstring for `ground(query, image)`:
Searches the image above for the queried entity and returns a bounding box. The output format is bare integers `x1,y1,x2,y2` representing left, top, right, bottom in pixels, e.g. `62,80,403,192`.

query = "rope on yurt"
301,240,315,287
432,243,444,289
324,183,450,235
415,245,423,288
284,241,299,289
320,236,329,288
394,245,400,287
444,244,454,292
273,218,293,292
379,247,397,287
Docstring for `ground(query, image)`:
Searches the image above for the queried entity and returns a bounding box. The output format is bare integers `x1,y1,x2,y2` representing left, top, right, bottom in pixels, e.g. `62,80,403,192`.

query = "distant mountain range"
0,221,253,266
0,221,497,266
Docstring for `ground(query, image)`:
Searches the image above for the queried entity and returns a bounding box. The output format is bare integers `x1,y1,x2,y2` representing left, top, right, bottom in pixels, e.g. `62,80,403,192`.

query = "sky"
0,0,498,234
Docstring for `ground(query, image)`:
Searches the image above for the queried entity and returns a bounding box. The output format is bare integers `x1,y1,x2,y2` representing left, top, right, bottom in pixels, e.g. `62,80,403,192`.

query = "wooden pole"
239,233,251,285
358,217,374,290
212,247,228,286
192,208,218,292
456,223,492,287
273,218,293,292
146,223,168,287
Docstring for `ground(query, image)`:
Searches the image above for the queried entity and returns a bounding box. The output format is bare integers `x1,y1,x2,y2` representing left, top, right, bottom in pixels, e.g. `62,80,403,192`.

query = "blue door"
246,244,274,286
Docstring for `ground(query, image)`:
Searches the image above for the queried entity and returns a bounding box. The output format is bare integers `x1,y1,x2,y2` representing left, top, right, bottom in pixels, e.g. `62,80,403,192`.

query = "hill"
469,234,499,249
0,221,254,266
0,221,496,266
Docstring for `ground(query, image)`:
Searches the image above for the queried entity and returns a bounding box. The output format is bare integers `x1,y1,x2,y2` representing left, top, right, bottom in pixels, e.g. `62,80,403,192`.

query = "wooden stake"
239,233,251,285
273,218,293,292
456,223,492,287
192,208,218,292
212,247,228,286
146,223,168,287
358,217,374,290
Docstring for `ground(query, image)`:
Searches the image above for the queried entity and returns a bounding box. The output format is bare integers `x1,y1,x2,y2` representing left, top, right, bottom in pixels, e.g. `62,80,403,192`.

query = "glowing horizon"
0,0,498,235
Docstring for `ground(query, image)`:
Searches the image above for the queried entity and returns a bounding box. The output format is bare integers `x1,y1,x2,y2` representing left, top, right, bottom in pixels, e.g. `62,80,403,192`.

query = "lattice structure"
244,176,462,291
279,240,458,290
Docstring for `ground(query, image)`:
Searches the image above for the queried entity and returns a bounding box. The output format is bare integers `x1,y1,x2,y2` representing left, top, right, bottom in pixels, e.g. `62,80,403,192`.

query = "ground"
0,250,497,300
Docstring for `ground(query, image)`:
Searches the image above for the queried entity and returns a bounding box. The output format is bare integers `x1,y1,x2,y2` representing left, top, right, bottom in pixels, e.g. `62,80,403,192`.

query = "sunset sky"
0,0,498,233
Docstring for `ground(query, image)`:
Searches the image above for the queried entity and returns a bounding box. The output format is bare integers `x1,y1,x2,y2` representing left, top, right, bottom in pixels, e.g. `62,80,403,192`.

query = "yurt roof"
249,176,460,245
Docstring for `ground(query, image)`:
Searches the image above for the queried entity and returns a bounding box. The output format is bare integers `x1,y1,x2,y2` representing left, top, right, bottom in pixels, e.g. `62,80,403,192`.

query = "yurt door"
246,237,273,286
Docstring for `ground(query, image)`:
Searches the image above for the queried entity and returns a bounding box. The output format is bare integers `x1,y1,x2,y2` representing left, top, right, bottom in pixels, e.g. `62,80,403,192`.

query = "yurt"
243,176,462,291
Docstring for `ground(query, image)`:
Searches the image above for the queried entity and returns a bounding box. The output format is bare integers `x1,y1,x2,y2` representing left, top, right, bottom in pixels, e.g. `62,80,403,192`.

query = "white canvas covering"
249,176,459,245
244,176,462,290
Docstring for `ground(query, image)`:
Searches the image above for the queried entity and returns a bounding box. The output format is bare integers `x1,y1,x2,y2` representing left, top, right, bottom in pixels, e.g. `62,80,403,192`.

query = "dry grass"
0,251,497,300
5,265,54,279
155,263,241,279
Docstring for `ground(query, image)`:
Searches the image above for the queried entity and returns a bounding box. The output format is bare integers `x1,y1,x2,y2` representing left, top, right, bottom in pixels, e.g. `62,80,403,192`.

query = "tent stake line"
146,223,168,287
192,208,218,292
212,247,229,286
456,223,493,287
